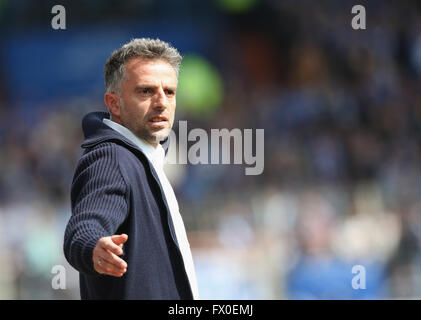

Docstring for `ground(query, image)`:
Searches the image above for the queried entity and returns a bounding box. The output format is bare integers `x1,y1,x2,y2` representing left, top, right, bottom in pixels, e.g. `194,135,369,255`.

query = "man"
63,38,199,300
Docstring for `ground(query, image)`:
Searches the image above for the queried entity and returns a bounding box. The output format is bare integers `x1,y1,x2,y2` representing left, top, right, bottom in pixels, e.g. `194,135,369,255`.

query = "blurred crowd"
1,0,421,299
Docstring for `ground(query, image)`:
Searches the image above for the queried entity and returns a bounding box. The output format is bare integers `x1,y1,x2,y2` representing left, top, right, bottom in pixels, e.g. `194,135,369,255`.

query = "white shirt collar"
103,118,165,169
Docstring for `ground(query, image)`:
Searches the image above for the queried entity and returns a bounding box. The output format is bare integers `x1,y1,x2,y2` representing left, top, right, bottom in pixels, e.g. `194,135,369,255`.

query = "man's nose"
152,87,168,109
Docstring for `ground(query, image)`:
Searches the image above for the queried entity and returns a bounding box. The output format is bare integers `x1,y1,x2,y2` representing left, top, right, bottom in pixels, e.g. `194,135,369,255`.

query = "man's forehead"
125,57,176,76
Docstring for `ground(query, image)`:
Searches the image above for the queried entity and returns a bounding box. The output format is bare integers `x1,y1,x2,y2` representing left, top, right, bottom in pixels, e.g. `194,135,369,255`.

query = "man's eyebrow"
134,84,177,90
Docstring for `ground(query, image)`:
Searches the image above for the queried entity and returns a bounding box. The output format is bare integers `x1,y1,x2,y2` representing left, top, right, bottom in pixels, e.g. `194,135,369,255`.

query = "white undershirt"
103,118,199,299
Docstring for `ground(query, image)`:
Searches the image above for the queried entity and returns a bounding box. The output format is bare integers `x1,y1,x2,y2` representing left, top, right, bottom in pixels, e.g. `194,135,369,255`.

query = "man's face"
114,57,177,147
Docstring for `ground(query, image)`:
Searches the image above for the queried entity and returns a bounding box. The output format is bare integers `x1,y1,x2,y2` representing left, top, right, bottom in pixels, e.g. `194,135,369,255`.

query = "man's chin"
154,133,170,144
147,129,171,145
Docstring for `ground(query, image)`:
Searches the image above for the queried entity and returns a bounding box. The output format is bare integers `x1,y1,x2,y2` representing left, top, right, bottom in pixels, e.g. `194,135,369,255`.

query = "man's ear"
104,92,121,120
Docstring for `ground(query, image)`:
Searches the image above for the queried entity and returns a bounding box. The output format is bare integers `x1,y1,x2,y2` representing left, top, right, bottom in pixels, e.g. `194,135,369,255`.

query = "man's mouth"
149,116,168,127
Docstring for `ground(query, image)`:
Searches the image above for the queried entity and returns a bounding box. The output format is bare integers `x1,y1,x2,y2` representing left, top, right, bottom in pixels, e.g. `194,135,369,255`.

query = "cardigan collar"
103,118,166,170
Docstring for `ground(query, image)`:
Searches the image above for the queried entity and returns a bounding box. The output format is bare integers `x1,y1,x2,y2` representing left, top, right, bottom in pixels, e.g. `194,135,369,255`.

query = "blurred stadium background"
1,0,421,299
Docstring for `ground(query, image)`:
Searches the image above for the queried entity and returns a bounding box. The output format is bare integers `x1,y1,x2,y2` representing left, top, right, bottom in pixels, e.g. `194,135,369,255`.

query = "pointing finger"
111,234,128,246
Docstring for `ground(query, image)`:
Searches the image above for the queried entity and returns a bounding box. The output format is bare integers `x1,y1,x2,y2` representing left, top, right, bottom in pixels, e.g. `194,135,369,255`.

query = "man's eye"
166,90,175,96
142,88,151,94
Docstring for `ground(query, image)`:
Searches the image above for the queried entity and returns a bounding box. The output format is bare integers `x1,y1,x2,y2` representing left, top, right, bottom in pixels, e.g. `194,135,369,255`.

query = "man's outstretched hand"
93,234,128,277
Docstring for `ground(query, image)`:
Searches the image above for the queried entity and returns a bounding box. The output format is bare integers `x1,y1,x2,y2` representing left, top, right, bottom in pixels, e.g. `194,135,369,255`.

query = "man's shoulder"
73,142,120,176
81,140,149,174
82,139,135,156
73,141,147,187
80,140,119,160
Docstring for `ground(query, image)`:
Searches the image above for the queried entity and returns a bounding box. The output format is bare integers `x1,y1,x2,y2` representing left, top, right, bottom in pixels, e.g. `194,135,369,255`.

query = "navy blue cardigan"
63,111,193,300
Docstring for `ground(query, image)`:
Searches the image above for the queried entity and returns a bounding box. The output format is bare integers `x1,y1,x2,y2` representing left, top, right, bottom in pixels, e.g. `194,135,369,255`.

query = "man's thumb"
111,233,128,245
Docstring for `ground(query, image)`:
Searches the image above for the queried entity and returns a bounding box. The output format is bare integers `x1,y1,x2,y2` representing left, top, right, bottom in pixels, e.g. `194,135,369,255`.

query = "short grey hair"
104,38,182,94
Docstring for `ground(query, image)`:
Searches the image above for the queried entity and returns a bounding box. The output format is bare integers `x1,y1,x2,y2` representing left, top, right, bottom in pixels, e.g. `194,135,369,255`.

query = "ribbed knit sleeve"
64,142,129,276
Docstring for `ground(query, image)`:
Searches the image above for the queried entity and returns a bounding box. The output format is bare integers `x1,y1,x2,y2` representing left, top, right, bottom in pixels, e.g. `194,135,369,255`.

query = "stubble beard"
136,124,171,146
120,99,173,146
